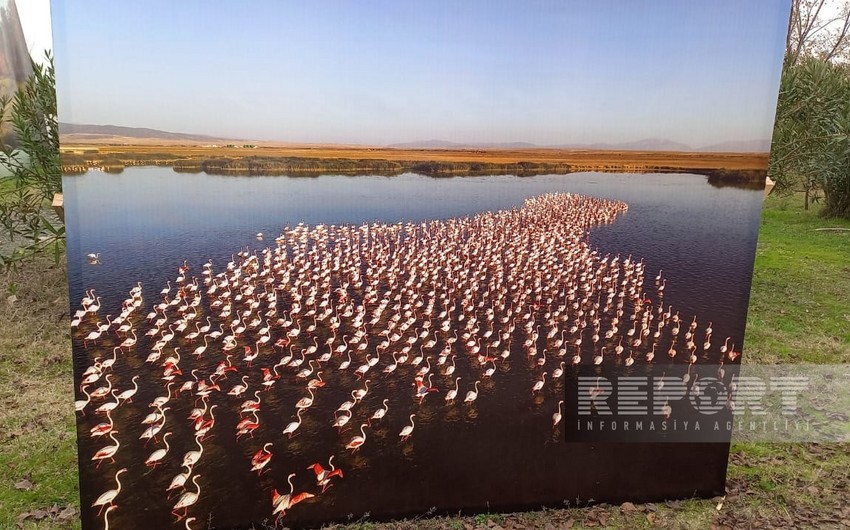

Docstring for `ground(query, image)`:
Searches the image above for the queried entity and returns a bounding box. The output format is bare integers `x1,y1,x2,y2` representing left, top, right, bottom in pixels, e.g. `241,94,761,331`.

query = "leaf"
14,478,32,490
17,508,48,522
0,55,63,270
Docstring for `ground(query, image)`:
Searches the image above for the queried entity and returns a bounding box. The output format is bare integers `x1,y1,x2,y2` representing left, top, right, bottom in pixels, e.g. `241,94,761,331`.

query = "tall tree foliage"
771,58,850,217
769,0,850,217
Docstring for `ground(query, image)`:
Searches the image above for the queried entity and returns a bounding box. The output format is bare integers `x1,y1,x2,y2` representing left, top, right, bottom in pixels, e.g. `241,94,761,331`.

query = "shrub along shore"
59,149,767,187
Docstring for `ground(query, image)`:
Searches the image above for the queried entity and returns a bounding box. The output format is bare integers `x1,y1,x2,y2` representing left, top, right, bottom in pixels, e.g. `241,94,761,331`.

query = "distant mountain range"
59,123,234,142
696,139,772,152
59,123,770,153
387,139,540,149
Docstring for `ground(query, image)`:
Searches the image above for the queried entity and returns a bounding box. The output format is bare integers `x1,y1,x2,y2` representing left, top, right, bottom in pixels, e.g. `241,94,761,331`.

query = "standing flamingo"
92,468,127,515
115,376,140,403
195,405,218,441
368,399,389,425
236,409,261,439
182,435,204,468
333,409,353,430
75,385,92,415
445,377,461,404
101,347,119,372
90,409,115,437
119,330,137,350
464,381,481,404
145,432,172,468
151,382,175,409
353,380,370,402
399,414,416,442
227,375,249,397
532,372,547,393
338,350,352,371
553,400,564,426
172,474,202,521
192,335,209,358
346,423,368,452
92,431,120,468
94,391,120,414
240,390,263,414
295,388,315,411
166,466,193,495
282,410,304,438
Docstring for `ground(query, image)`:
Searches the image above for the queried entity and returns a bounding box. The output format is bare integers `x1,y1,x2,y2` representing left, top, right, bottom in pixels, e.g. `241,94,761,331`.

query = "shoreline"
58,145,769,187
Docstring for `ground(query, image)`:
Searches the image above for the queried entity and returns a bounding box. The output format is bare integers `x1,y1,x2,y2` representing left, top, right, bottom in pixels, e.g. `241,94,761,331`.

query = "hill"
58,123,234,143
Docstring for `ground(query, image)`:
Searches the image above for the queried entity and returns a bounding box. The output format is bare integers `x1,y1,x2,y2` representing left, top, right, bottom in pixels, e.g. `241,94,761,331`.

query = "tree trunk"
821,186,850,219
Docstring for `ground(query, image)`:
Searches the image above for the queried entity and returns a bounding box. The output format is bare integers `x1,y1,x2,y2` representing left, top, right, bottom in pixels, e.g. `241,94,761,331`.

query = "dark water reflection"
65,170,761,331
64,169,762,529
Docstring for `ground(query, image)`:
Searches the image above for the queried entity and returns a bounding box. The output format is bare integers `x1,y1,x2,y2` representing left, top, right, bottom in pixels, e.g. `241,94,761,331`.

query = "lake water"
63,168,762,529
65,169,762,329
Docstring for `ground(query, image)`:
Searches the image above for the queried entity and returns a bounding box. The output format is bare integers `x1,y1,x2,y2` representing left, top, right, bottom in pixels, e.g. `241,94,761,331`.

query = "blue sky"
51,1,791,147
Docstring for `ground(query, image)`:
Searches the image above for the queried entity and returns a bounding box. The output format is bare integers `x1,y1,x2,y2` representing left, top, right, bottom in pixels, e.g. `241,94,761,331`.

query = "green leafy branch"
0,53,64,268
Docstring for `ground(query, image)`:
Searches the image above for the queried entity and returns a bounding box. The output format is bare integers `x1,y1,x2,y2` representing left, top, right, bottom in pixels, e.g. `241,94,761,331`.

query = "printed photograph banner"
1,0,33,148
53,2,791,528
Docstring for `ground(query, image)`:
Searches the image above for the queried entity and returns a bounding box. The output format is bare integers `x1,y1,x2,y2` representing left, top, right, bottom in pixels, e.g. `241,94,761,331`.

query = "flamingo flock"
71,192,739,528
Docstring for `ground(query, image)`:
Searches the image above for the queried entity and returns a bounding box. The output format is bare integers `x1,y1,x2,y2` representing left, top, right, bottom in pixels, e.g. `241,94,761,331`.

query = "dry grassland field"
59,141,768,172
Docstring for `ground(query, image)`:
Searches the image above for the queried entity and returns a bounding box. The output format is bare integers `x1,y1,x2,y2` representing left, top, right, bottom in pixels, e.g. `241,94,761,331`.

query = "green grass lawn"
0,192,848,529
745,194,850,364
